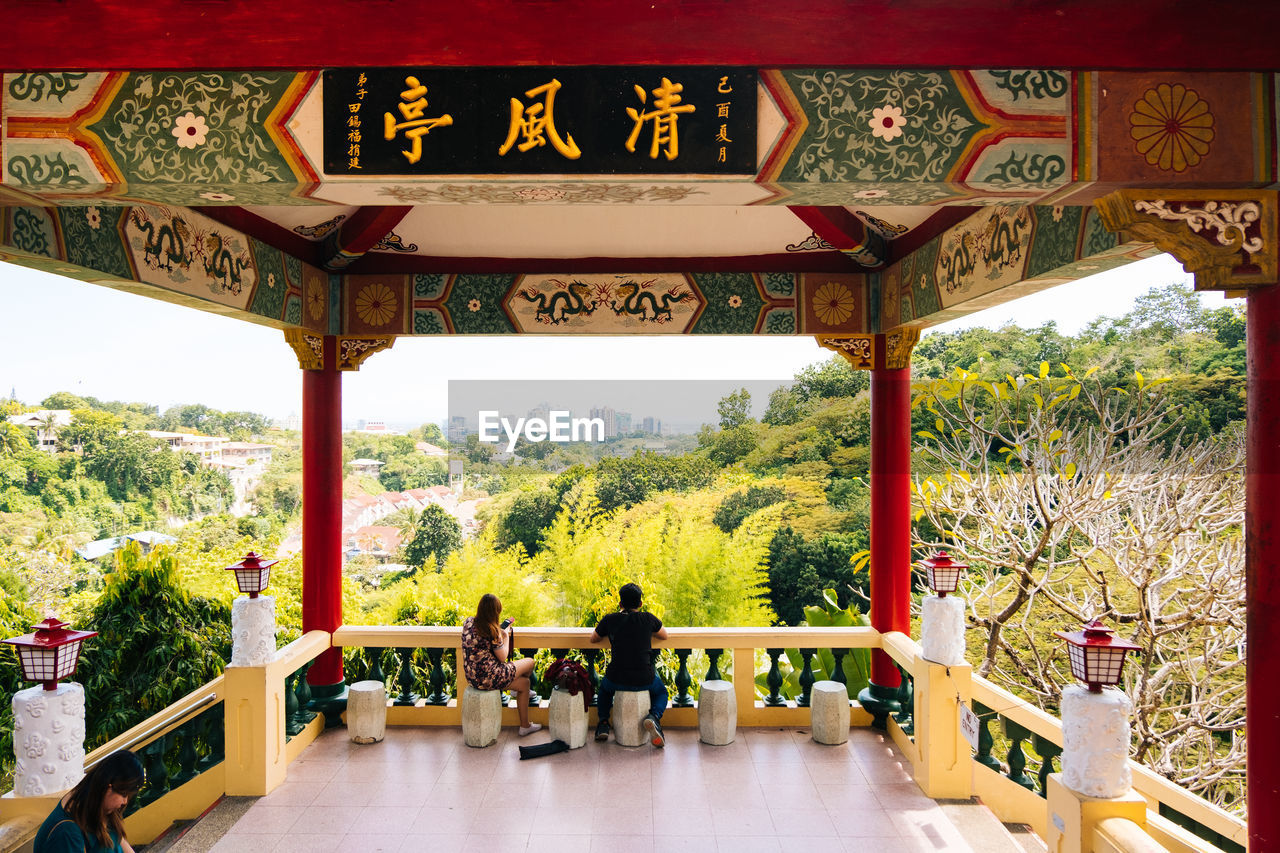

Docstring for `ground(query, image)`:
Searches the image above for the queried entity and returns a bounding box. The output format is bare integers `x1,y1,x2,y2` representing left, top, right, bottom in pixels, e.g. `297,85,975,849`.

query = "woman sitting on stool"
461,592,541,736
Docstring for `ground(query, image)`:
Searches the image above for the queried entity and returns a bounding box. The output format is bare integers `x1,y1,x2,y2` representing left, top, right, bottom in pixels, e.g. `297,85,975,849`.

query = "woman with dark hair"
461,592,540,736
34,749,144,852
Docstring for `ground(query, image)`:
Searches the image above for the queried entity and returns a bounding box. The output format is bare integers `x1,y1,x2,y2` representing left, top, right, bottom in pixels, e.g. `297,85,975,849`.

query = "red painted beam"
787,206,869,252
345,251,861,275
1247,284,1280,851
192,206,325,268
2,1,1279,71
322,205,412,270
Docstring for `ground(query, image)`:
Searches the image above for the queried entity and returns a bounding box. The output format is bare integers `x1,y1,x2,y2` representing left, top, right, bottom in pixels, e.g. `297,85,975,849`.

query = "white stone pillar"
12,682,86,796
548,687,589,748
920,594,966,666
230,595,277,667
1060,684,1133,798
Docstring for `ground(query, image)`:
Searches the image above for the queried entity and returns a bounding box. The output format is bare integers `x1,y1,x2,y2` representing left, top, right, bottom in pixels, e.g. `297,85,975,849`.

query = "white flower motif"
172,112,210,149
728,295,742,309
853,189,890,199
22,732,48,758
1052,206,1065,222
25,696,47,718
199,190,235,202
468,299,482,312
267,273,277,289
85,207,101,230
870,104,908,141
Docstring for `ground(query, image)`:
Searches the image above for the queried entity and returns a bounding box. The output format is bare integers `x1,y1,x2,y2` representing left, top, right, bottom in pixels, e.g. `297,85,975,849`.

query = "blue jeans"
596,674,667,723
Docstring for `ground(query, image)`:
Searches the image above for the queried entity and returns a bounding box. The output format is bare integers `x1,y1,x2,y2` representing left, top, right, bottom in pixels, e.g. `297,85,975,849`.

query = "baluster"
199,705,225,772
831,648,848,688
893,666,914,735
672,649,694,707
137,736,170,807
765,648,786,707
706,648,724,681
367,647,386,684
973,701,1002,772
173,724,200,786
1001,717,1037,790
424,648,449,705
285,670,304,737
394,647,420,705
796,649,816,707
584,648,600,705
1031,734,1062,798
520,648,542,706
293,662,317,728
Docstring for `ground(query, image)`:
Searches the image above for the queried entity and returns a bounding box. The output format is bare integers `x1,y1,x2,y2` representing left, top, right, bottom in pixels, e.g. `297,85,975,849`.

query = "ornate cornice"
337,336,395,371
1095,189,1277,293
283,330,396,371
816,334,875,370
283,328,325,371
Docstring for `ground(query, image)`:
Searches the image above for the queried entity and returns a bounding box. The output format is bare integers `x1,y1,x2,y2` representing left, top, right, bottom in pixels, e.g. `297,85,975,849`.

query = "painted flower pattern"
355,283,397,327
199,191,235,202
728,295,742,308
869,105,908,141
514,187,566,201
85,207,101,230
1129,83,1214,173
306,282,325,321
172,112,210,149
468,299,482,312
813,282,856,326
266,273,277,289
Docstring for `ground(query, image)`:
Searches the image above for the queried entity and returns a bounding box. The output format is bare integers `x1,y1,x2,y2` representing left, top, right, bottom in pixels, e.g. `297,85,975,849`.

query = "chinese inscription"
324,67,756,175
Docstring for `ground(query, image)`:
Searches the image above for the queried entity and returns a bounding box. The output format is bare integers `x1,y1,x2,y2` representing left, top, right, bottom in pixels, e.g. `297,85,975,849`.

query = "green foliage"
76,543,230,749
756,589,872,701
717,387,753,429
400,504,463,569
766,527,868,625
713,484,787,533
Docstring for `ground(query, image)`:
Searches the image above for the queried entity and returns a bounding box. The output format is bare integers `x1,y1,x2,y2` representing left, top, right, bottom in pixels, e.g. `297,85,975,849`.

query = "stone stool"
810,680,851,745
698,679,736,745
348,680,387,744
549,687,590,748
462,686,503,748
611,690,650,747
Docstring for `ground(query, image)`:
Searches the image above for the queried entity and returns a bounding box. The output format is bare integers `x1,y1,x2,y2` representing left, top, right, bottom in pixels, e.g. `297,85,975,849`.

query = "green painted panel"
1025,206,1084,279
57,206,133,278
248,238,288,321
689,273,762,334
446,274,517,334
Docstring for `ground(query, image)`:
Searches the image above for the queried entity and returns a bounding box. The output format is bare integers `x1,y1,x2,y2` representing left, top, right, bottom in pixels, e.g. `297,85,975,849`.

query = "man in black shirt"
589,582,669,747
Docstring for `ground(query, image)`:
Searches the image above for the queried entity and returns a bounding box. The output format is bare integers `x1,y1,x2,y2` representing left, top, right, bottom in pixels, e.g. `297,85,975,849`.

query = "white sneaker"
518,723,542,736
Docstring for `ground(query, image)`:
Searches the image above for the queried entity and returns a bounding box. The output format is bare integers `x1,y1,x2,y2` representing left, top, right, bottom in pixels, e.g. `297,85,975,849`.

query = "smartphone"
500,618,513,630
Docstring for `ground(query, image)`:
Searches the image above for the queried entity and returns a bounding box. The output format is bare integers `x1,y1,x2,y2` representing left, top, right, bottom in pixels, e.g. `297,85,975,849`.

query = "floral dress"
461,617,516,690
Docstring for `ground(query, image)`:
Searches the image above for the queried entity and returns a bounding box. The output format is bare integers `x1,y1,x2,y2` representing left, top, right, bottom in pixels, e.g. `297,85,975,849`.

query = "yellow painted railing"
332,624,881,728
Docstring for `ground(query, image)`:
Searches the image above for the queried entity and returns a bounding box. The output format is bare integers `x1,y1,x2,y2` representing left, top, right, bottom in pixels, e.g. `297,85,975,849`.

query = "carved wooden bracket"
1095,189,1277,293
884,327,921,369
284,330,396,371
816,334,875,370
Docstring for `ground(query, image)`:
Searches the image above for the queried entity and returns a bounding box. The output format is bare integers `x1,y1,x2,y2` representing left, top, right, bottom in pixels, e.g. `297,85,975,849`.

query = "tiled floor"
208,725,975,853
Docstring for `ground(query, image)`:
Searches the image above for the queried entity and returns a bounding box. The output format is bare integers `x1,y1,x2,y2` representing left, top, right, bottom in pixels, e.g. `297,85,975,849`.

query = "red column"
1247,284,1280,851
302,336,344,687
869,334,911,688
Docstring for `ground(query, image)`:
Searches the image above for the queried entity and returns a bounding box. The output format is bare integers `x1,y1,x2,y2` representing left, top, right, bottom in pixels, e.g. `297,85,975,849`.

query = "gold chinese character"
348,116,361,128
356,87,367,100
348,157,362,169
625,77,695,161
348,103,361,114
348,144,360,157
718,147,726,163
499,79,581,160
715,124,732,143
348,129,362,143
358,72,368,86
383,76,454,165
718,76,732,94
717,102,730,118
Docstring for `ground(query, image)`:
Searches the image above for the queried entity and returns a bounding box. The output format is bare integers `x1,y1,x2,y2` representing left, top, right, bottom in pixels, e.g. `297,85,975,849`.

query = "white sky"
0,253,1216,427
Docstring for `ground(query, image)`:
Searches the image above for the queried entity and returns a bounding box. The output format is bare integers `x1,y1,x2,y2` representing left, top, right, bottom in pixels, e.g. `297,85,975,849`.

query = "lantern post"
3,617,96,795
919,551,967,666
1046,619,1147,852
226,551,279,667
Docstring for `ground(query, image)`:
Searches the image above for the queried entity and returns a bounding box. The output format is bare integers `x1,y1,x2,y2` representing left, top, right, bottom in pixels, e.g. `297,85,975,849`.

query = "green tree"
717,387,753,429
400,504,463,569
41,391,89,410
58,408,124,453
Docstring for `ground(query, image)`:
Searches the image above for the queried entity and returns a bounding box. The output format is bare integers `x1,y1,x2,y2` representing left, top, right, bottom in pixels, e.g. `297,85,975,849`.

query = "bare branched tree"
913,365,1245,812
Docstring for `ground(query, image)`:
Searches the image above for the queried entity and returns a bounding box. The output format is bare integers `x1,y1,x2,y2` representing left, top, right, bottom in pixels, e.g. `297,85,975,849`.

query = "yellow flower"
355,282,397,327
1129,83,1214,173
813,281,855,326
306,282,325,321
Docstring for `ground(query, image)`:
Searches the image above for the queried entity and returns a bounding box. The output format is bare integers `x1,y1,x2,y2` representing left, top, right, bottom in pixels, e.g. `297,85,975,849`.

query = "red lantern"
3,617,98,691
1055,620,1141,693
920,550,967,597
225,551,278,598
